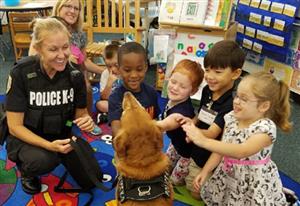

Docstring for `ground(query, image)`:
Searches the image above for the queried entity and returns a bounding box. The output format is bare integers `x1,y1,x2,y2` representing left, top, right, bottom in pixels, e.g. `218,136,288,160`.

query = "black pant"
6,136,61,177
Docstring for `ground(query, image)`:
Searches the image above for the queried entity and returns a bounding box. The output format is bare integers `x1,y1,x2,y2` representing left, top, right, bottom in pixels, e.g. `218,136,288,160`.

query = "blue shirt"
108,82,160,124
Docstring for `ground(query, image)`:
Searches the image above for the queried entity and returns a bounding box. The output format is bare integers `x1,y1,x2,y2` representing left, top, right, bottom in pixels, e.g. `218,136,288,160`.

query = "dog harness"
117,172,171,203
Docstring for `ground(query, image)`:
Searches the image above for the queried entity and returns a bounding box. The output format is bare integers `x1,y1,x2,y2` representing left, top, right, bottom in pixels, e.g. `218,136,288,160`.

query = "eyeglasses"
232,92,258,105
62,4,80,12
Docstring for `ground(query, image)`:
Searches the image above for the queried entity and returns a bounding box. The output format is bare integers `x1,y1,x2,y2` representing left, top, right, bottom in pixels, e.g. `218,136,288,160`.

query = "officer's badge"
6,75,12,94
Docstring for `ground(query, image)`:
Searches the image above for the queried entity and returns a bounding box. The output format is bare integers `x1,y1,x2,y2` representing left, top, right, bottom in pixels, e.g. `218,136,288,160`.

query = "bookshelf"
155,0,235,95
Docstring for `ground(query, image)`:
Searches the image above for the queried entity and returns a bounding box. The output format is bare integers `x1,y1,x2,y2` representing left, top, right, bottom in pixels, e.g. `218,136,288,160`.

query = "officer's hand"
73,116,94,132
50,139,73,154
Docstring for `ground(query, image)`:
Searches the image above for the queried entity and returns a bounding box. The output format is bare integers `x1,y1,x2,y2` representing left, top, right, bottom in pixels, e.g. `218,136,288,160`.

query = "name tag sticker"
198,106,218,125
270,2,284,14
263,16,271,27
237,23,245,34
273,19,285,31
256,30,268,42
253,42,262,53
242,38,253,50
239,0,250,6
283,4,296,17
250,0,261,8
267,34,284,47
260,0,271,10
245,26,256,38
249,12,262,24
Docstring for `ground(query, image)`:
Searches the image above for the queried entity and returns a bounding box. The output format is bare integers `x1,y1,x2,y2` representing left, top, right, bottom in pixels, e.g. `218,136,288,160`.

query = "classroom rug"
0,122,204,206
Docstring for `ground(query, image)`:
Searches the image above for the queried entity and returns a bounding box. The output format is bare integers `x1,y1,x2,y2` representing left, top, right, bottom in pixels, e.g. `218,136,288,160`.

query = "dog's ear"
113,130,128,158
122,92,131,111
122,91,142,110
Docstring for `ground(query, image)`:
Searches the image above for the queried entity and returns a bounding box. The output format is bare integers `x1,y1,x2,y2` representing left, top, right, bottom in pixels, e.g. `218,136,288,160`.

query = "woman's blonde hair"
30,17,70,49
52,0,83,32
244,71,292,132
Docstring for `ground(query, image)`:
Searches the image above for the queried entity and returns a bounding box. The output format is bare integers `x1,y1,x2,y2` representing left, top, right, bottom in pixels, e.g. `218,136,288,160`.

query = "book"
179,0,209,26
159,0,183,24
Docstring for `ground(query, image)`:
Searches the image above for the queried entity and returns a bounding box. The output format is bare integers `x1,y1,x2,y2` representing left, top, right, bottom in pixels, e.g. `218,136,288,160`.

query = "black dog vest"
117,172,171,203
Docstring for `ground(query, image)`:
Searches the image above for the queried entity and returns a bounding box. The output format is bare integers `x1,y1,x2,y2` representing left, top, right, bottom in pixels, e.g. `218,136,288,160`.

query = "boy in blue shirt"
108,42,160,137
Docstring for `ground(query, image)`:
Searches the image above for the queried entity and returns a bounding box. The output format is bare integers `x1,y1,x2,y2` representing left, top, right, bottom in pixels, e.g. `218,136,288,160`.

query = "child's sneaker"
97,113,108,124
90,125,102,136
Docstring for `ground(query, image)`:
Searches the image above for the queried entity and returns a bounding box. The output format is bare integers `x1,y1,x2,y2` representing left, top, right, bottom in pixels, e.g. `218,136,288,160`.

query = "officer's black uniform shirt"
6,56,87,141
191,83,236,167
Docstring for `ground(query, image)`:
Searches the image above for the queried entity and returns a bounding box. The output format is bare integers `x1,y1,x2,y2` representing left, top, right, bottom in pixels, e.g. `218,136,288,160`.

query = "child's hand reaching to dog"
182,122,207,145
156,113,185,131
175,115,194,126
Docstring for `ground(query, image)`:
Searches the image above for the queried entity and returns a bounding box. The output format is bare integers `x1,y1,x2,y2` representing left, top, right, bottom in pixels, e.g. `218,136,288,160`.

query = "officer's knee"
22,150,60,176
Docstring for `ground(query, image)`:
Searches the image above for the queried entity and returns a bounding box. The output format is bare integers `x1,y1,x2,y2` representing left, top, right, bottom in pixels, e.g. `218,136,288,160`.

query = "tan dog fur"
113,92,173,206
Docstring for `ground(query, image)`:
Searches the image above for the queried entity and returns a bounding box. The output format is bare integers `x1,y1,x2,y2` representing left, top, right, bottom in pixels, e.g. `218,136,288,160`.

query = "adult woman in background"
6,18,95,195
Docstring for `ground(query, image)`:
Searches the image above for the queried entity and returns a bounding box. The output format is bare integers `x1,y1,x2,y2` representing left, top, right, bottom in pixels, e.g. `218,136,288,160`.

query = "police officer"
5,18,95,195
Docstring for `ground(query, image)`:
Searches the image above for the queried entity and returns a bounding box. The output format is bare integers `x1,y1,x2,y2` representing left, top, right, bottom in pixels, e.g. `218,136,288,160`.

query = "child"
108,42,160,137
156,59,204,185
96,43,120,122
182,40,245,198
182,71,291,205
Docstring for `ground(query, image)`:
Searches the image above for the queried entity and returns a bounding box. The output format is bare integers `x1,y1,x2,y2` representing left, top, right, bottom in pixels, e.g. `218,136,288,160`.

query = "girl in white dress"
182,71,291,205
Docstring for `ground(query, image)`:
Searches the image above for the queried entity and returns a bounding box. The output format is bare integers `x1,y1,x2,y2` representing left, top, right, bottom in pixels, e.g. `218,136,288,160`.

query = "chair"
8,12,39,61
0,18,10,61
84,0,146,44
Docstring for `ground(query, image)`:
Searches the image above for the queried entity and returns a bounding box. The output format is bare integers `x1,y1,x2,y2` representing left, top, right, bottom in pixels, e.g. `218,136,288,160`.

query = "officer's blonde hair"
52,0,83,32
30,18,70,49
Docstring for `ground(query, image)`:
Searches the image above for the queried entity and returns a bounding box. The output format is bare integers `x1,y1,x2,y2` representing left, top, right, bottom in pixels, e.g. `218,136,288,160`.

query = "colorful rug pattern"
0,123,204,206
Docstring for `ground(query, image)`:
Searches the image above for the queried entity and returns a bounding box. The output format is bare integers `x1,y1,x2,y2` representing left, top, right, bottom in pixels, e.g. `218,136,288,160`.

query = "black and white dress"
201,111,287,205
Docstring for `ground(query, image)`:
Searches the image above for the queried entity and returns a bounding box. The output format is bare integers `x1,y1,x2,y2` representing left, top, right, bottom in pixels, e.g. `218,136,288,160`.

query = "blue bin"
4,0,20,6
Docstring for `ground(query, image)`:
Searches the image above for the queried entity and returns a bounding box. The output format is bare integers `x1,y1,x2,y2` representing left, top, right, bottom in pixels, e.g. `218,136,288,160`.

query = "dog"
113,92,173,206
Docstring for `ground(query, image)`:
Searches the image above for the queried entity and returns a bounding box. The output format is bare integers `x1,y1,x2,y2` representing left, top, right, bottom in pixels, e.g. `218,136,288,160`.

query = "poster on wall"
159,32,223,98
174,32,223,59
290,69,300,94
263,58,293,85
153,35,169,63
152,29,176,92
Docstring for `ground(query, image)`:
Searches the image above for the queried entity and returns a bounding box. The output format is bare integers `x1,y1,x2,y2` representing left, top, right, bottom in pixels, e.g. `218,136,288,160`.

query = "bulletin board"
235,0,300,63
242,23,300,95
153,29,225,99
